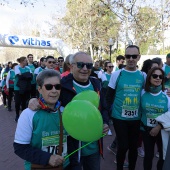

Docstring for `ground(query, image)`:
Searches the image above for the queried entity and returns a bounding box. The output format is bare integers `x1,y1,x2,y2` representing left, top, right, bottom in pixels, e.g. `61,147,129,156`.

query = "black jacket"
16,72,32,94
59,73,109,170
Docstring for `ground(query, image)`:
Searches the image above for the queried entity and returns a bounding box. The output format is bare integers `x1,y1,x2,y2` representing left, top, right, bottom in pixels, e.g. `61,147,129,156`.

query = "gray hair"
69,51,92,64
36,69,61,87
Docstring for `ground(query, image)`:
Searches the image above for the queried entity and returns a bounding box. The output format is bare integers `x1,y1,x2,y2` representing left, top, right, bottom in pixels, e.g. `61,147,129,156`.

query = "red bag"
3,85,9,95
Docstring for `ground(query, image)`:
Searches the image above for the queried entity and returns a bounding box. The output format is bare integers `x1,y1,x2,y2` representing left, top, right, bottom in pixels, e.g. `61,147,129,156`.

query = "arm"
105,87,116,111
13,142,51,165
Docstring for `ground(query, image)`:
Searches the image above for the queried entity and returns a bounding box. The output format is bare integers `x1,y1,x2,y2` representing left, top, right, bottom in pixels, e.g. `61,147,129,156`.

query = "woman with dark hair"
14,56,32,122
140,67,170,170
141,59,159,74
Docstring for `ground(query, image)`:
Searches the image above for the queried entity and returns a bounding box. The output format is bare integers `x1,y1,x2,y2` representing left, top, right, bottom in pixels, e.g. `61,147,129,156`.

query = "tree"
50,0,120,58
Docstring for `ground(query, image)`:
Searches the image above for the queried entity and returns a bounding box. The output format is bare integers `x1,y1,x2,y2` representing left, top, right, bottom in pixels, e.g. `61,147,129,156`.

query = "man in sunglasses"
106,45,146,170
46,56,56,70
28,51,109,170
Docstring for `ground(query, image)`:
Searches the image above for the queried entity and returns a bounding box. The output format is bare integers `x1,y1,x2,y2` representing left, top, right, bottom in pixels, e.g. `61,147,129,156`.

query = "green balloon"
62,100,103,142
72,90,99,108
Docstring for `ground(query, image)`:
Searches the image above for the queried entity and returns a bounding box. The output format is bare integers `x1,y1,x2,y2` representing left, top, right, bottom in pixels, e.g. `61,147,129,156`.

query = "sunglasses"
48,61,56,64
75,62,93,69
58,60,64,62
108,66,114,68
151,74,163,79
125,55,138,59
44,84,61,90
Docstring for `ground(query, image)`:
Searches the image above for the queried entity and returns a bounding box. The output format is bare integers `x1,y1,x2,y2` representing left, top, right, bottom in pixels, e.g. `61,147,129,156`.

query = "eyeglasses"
125,55,138,59
151,74,163,79
58,60,64,62
43,84,61,90
108,66,114,68
74,62,93,69
48,61,56,64
29,57,33,59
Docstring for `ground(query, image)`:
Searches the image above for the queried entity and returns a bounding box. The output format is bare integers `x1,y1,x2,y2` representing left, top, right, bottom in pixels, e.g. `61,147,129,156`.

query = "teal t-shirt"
9,70,15,88
14,65,32,91
101,72,111,88
73,80,99,156
164,64,170,88
109,69,145,120
141,90,169,129
28,64,35,84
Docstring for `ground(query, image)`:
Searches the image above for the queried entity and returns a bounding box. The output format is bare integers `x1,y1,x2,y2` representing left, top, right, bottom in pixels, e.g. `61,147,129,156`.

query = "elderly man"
28,51,109,170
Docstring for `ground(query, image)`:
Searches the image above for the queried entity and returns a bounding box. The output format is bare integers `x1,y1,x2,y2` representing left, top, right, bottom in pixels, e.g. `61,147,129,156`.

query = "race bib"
42,135,67,157
146,113,161,127
121,109,138,118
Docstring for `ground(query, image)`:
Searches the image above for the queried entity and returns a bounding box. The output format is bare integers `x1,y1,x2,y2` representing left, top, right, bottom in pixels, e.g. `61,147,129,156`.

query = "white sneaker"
138,147,145,158
107,129,112,136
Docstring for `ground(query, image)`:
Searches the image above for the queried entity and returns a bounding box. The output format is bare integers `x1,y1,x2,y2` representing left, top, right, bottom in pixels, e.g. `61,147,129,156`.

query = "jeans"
113,118,140,170
81,152,100,170
142,130,164,170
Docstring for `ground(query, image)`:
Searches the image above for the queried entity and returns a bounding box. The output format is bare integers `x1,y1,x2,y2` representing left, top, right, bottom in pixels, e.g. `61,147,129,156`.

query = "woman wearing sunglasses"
140,67,170,170
14,70,69,170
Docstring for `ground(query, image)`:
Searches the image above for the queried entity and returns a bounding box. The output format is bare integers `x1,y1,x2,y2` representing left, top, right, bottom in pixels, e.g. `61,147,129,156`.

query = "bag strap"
58,108,63,156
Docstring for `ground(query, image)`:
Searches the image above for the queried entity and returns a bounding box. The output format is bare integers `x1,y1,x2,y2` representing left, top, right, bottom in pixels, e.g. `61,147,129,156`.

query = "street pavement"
0,98,158,170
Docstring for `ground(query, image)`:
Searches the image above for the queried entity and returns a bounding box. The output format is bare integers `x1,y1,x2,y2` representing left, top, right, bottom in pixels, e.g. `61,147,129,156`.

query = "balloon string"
64,134,106,160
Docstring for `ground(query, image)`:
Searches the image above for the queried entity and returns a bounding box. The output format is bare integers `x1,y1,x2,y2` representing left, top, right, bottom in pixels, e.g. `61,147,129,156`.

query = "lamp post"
108,38,114,62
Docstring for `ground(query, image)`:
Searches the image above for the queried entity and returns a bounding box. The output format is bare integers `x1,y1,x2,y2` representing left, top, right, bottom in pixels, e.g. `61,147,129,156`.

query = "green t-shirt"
9,70,15,88
73,80,99,156
109,69,145,120
14,108,68,170
141,90,169,129
163,64,170,88
28,64,36,84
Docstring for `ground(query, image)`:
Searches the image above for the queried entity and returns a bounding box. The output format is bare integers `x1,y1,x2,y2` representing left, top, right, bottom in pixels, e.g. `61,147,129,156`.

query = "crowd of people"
0,45,170,170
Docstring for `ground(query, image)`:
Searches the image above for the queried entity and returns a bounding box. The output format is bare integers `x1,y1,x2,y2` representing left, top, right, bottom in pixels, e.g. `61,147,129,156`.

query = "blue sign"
8,35,51,47
8,36,19,45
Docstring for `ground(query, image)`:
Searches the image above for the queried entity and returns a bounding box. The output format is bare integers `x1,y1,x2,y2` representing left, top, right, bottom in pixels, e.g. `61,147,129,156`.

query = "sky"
0,0,67,34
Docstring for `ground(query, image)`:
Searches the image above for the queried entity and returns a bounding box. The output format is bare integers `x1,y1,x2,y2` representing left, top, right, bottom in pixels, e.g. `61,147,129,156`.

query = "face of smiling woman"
38,76,61,109
150,70,163,87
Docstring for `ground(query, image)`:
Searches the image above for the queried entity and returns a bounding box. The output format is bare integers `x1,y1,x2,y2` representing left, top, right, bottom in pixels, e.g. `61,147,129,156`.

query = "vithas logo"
8,36,19,45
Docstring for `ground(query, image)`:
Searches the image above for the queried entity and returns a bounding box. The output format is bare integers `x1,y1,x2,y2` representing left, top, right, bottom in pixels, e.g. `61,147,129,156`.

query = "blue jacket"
59,73,109,170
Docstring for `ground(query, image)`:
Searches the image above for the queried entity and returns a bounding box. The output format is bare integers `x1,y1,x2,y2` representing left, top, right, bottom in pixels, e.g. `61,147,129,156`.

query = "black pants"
2,91,7,106
8,88,14,109
142,130,164,170
30,84,36,98
112,118,140,170
14,90,30,118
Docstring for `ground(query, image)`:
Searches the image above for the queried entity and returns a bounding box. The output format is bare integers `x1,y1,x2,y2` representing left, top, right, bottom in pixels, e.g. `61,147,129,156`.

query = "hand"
28,98,41,111
103,124,109,135
48,155,64,167
149,125,161,137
